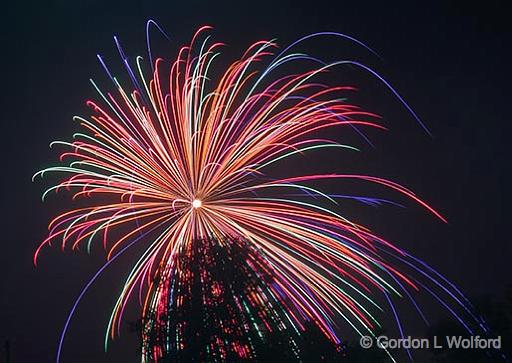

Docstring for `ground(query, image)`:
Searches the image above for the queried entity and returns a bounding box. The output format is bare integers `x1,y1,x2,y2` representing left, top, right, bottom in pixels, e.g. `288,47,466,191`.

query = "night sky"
1,1,510,362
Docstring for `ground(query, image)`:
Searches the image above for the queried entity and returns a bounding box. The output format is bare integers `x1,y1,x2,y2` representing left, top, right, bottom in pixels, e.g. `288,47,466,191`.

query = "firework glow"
35,23,486,362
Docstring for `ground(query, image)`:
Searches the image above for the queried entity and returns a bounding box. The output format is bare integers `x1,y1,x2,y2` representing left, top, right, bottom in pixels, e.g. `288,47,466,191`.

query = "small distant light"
192,199,202,209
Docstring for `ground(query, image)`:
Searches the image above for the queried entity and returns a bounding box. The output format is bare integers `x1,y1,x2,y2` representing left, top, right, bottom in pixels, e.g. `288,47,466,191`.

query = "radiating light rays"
35,25,483,362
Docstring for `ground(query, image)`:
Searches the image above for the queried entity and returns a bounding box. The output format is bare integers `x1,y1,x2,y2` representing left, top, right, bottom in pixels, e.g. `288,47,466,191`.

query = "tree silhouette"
3,340,10,363
426,286,511,362
133,236,347,362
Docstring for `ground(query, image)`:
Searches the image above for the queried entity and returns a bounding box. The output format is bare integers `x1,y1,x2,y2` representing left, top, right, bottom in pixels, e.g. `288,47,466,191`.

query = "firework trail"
35,23,486,362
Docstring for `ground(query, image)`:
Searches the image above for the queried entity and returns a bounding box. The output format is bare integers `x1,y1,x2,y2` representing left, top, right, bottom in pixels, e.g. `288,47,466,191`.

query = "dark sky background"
1,1,510,362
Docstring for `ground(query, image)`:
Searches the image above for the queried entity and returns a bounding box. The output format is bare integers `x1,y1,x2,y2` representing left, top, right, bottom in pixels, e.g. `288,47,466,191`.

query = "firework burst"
35,23,484,362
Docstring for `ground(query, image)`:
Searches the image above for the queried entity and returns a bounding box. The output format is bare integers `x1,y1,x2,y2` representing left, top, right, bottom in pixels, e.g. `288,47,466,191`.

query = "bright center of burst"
192,199,202,209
